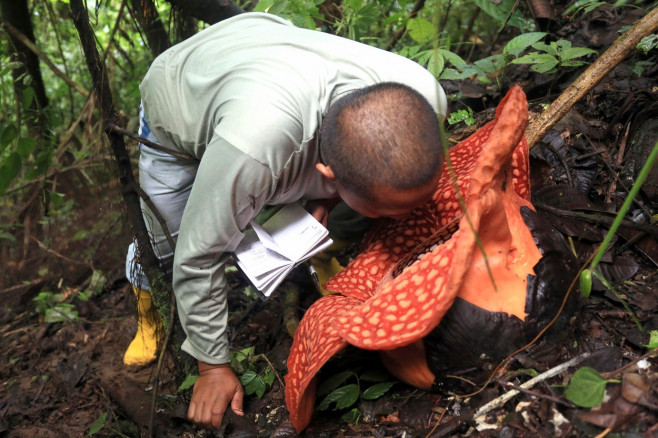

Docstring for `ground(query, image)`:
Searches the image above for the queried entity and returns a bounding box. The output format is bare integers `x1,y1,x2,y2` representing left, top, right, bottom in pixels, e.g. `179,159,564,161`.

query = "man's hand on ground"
188,362,244,429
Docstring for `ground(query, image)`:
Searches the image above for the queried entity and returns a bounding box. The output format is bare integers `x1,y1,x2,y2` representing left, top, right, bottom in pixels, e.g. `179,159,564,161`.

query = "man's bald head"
320,82,443,200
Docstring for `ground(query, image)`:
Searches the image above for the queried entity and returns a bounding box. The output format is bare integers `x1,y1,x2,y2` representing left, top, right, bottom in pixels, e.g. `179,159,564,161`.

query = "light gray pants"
125,107,198,290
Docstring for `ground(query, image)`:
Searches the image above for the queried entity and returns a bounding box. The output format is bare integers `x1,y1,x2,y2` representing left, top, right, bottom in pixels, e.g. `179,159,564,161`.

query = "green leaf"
580,269,592,298
644,330,658,349
530,59,560,74
44,304,79,323
560,60,587,68
243,372,267,398
532,41,558,55
240,370,258,386
16,137,36,159
362,381,395,400
448,108,475,126
0,231,18,245
254,0,276,12
637,34,658,53
439,68,473,80
317,370,354,396
87,411,107,435
319,384,360,410
565,366,609,408
0,124,19,148
512,52,556,65
561,46,597,61
406,17,436,44
427,49,445,78
341,407,361,424
472,0,526,30
503,32,547,57
22,87,35,108
473,54,505,74
0,152,22,195
177,375,198,392
439,49,467,69
263,368,276,386
50,191,66,208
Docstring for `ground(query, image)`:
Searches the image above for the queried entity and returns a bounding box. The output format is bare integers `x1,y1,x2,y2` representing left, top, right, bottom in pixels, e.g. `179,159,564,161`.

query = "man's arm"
173,137,274,427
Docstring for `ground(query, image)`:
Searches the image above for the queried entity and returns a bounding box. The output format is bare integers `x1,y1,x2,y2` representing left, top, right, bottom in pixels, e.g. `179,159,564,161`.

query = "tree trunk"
128,0,170,57
166,0,243,25
0,0,49,140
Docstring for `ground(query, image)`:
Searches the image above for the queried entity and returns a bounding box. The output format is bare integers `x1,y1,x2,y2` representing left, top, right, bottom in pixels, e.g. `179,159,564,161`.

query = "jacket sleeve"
173,135,274,364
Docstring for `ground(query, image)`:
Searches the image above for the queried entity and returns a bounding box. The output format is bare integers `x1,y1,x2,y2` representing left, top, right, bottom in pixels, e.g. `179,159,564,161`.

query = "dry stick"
472,351,592,421
535,203,658,237
1,21,89,97
525,7,658,149
108,123,197,161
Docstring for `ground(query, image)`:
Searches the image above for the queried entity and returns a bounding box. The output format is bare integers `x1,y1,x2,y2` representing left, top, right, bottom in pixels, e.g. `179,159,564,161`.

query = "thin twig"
107,123,197,161
535,203,658,238
31,236,91,267
503,381,574,407
601,347,658,380
132,182,177,253
424,403,449,438
472,351,592,421
1,21,89,97
256,354,286,389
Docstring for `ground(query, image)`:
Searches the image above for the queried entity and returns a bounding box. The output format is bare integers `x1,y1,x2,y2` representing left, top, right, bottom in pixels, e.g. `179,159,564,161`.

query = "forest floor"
1,5,658,438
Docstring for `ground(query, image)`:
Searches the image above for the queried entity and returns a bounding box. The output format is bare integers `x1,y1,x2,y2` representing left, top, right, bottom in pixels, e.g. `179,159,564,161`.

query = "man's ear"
316,163,336,181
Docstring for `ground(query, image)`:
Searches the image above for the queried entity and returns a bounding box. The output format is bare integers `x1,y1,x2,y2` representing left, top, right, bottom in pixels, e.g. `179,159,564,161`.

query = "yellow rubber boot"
123,286,162,366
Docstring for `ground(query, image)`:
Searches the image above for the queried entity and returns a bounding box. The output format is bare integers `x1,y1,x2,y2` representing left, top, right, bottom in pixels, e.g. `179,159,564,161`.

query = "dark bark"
128,0,170,57
69,0,164,295
1,0,49,139
166,0,243,25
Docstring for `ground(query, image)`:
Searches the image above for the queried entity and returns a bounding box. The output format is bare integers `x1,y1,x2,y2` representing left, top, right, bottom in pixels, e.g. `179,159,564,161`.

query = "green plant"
254,0,324,29
637,33,658,53
414,32,550,84
512,39,597,74
231,347,279,398
563,0,631,19
332,0,382,41
471,0,530,31
33,291,79,323
87,412,107,436
447,107,475,126
564,366,620,408
317,368,396,424
0,120,38,195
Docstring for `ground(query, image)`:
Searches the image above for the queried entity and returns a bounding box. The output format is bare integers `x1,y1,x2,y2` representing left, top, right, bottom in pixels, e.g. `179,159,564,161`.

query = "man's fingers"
231,388,245,416
209,392,231,428
187,400,197,421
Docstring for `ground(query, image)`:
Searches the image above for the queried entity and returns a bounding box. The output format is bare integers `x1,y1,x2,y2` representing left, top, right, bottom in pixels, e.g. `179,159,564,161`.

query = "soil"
1,4,658,438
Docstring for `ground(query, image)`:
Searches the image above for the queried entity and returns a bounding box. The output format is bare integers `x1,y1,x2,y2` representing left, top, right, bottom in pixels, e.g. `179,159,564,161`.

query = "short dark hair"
320,82,443,200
